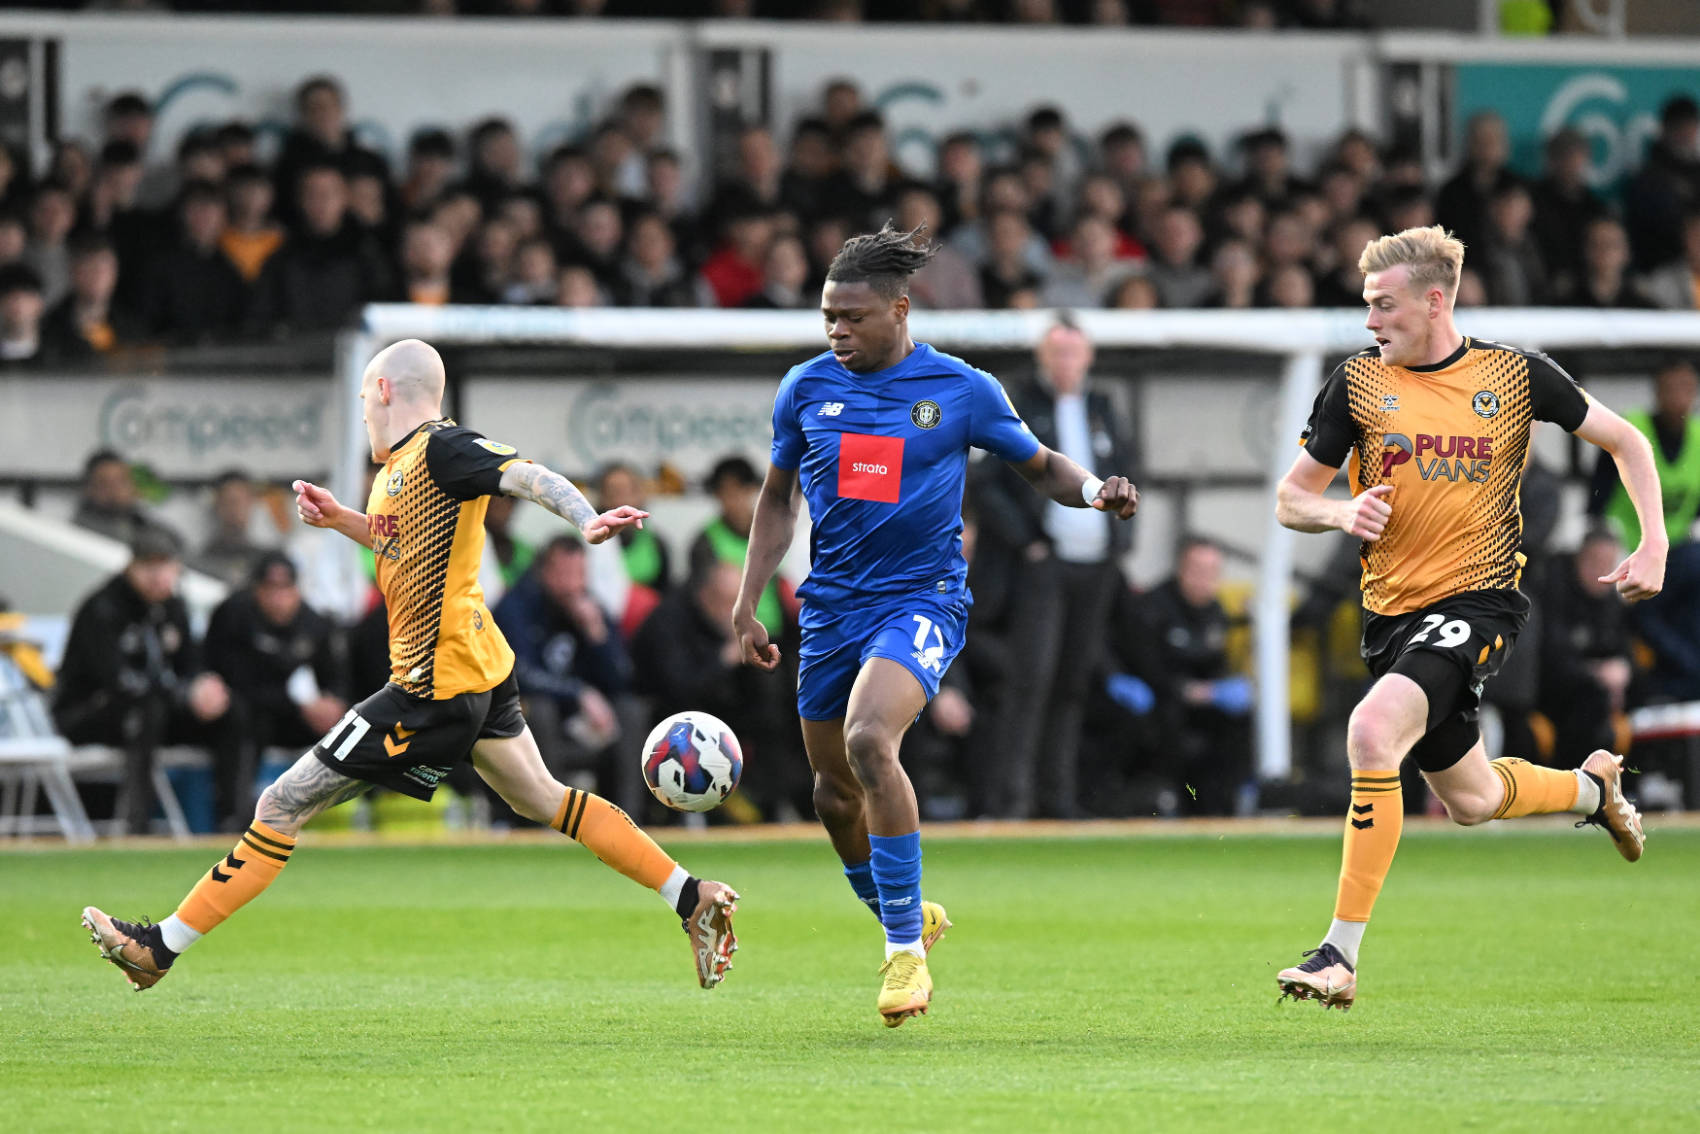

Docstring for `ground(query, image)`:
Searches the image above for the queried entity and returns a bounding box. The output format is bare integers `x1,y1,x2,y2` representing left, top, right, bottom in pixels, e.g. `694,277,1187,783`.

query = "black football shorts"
311,669,525,799
1361,588,1529,773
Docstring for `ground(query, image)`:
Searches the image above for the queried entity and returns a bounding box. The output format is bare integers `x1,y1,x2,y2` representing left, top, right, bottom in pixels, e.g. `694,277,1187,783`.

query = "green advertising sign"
1455,63,1700,187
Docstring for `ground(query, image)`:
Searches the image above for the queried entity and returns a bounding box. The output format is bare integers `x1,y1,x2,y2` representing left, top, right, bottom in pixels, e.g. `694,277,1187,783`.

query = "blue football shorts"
795,588,971,722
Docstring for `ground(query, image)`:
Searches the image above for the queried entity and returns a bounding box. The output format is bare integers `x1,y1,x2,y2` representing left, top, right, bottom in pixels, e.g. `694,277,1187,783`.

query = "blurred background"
2,0,1699,842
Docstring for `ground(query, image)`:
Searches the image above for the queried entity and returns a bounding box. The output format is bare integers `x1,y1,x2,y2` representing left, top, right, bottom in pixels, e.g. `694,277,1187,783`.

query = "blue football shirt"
770,342,1040,603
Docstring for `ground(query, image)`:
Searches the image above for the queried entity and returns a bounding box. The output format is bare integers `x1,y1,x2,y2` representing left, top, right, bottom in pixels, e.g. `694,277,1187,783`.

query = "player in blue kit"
734,224,1139,1026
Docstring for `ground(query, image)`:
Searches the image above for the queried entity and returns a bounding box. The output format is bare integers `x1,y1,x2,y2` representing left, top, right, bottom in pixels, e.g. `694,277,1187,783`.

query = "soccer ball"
641,710,743,812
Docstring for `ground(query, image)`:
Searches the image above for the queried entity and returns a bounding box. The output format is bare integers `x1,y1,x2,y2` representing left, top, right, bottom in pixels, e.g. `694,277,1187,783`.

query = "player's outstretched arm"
1274,451,1392,539
499,461,648,545
1574,401,1667,601
1011,445,1138,518
733,463,799,671
292,480,373,547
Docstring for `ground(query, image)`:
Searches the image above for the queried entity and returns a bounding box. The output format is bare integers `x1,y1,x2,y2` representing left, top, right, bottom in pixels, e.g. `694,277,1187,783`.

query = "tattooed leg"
255,752,372,836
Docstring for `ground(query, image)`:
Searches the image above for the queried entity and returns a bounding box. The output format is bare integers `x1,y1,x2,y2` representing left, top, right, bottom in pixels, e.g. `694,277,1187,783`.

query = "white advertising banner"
706,24,1369,175
5,14,679,168
0,375,335,479
460,374,777,483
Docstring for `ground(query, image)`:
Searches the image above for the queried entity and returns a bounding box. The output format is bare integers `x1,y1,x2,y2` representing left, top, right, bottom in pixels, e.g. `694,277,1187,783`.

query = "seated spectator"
1108,274,1160,309
1202,237,1261,308
588,121,634,202
73,449,158,545
1313,216,1380,306
897,184,982,309
455,216,519,303
1042,214,1134,308
0,262,45,366
630,544,803,820
1561,217,1655,308
24,180,78,306
1624,94,1700,272
193,469,270,588
139,180,249,342
1260,261,1315,308
272,75,389,230
1530,127,1608,291
1435,110,1519,254
978,208,1044,310
203,551,348,812
1316,161,1368,228
782,117,841,225
346,155,397,254
1476,181,1549,307
53,526,238,834
1231,126,1312,213
42,232,143,358
541,145,596,246
399,127,457,215
565,197,625,295
1076,173,1144,258
742,233,812,310
618,210,705,307
709,125,785,221
398,219,456,306
556,264,608,307
492,537,628,796
1534,527,1636,766
830,111,903,229
1144,205,1213,308
501,236,559,305
219,164,286,284
251,162,395,332
49,139,93,204
458,116,530,213
644,148,705,269
0,211,25,270
691,456,786,641
1166,137,1219,213
699,210,772,308
0,141,25,218
613,83,667,198
1643,210,1700,311
215,120,258,171
1124,536,1253,816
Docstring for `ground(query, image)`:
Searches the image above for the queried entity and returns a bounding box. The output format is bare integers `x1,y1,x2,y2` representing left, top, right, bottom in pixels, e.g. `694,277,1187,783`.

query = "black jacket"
203,590,346,723
250,221,395,333
53,572,197,734
972,377,1137,559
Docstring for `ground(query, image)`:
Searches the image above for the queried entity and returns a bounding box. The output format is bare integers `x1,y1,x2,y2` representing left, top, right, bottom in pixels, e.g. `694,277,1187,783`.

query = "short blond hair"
1358,225,1466,296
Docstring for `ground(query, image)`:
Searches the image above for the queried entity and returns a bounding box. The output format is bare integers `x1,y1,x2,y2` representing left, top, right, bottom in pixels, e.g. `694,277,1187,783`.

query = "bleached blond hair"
1358,225,1466,296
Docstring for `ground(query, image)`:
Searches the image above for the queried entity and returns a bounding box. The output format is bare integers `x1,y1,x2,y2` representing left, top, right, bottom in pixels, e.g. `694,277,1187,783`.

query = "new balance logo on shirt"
818,402,845,417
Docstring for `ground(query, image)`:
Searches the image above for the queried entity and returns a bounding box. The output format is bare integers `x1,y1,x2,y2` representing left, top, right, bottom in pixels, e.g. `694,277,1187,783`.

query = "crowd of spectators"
4,72,1699,368
39,2,1386,31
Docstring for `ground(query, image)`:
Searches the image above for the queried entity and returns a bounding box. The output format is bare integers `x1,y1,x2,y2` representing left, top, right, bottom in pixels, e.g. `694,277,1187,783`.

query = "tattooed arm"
255,752,371,835
498,461,648,545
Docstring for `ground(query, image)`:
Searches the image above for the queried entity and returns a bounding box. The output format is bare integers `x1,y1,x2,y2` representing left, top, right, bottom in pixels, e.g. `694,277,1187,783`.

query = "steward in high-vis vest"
1593,360,1700,546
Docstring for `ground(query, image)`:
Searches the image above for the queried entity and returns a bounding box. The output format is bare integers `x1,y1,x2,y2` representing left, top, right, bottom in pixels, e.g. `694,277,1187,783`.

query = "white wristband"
1081,476,1104,506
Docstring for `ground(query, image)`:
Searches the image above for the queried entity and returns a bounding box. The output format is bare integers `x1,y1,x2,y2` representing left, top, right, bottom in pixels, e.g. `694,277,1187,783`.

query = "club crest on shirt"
910,400,942,429
1472,390,1500,419
386,469,405,496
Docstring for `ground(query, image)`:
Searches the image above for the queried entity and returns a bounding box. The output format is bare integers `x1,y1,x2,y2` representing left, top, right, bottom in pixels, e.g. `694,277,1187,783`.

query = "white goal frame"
339,305,1700,783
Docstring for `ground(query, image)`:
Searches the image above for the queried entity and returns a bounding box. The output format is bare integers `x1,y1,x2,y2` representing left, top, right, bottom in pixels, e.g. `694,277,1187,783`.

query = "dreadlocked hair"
826,221,939,300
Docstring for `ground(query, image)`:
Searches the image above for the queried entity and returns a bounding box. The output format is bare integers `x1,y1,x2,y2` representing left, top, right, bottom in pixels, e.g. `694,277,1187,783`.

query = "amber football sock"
552,787,678,892
173,821,297,935
1333,771,1403,925
1487,757,1581,820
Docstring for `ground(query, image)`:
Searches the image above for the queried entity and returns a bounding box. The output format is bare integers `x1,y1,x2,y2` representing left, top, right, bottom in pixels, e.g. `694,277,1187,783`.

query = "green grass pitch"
4,824,1697,1132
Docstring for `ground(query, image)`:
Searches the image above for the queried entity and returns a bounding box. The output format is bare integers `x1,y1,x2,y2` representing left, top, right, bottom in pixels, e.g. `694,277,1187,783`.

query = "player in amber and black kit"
1272,226,1665,1011
83,339,740,994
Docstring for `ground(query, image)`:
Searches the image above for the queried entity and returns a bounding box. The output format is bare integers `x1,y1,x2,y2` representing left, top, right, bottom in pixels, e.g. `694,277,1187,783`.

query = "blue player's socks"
844,858,883,923
868,831,923,947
